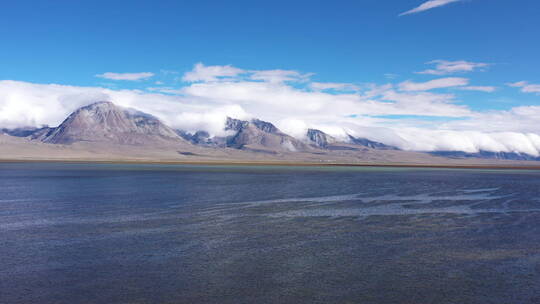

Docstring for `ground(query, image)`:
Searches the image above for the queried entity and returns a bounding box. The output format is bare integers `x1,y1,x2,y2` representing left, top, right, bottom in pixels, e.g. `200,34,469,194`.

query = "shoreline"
1,158,540,170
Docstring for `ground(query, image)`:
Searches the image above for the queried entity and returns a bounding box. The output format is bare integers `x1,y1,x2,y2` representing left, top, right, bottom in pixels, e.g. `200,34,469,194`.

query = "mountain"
304,128,396,150
306,129,336,148
1,126,56,141
224,117,309,153
251,119,279,133
430,150,540,161
348,135,398,150
177,130,227,147
176,117,311,153
2,127,46,137
225,117,250,132
40,101,187,145
191,122,397,152
29,127,56,141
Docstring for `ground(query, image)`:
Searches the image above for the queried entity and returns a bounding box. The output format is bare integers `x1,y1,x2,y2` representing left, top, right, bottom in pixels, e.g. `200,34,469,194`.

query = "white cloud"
391,129,540,156
399,77,469,91
95,72,154,81
379,90,470,117
417,60,489,75
180,80,470,119
400,0,462,16
508,81,540,95
310,82,359,92
182,63,245,82
250,69,313,84
182,63,313,84
459,86,496,93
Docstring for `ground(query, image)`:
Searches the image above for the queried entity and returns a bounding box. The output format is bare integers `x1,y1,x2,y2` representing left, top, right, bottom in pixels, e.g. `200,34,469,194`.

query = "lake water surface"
1,163,540,303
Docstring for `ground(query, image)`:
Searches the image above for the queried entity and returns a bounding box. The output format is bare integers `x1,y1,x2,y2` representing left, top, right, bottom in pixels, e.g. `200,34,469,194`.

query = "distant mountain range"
430,150,540,161
2,101,392,152
1,101,538,163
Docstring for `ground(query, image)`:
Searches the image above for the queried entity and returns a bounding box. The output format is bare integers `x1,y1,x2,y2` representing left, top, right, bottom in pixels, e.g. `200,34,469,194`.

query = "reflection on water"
1,163,540,304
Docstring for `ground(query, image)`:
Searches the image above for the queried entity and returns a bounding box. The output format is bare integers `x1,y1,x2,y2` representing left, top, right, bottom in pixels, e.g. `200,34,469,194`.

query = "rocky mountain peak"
84,100,115,110
225,117,280,134
225,117,249,131
347,135,397,150
306,129,336,148
41,101,186,145
252,119,279,134
220,117,308,152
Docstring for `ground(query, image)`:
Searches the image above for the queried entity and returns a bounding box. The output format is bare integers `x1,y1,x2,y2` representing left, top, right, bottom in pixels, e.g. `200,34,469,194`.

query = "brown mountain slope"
42,101,188,146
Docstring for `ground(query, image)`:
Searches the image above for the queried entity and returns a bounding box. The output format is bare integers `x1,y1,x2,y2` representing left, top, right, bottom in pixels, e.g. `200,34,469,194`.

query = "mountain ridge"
2,101,539,162
40,101,188,146
430,150,540,161
2,102,396,153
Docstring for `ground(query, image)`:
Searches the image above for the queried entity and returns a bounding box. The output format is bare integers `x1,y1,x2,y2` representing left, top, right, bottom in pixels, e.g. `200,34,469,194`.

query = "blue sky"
2,1,539,90
1,0,540,154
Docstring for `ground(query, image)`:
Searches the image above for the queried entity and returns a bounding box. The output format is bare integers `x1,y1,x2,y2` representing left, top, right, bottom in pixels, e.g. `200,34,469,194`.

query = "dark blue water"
1,163,540,304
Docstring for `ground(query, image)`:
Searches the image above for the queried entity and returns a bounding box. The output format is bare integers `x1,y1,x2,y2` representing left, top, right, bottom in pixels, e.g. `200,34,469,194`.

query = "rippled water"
1,163,540,303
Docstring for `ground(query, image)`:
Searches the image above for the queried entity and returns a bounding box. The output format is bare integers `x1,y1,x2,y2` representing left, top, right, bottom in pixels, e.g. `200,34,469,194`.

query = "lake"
1,163,539,303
